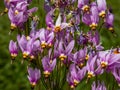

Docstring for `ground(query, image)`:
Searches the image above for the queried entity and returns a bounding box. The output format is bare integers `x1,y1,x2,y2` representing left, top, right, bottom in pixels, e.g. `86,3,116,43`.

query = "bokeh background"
0,0,120,90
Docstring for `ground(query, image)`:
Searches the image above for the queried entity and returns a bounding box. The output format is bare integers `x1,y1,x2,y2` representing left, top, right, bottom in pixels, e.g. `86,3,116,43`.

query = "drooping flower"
105,11,114,33
97,0,107,18
42,56,56,77
86,55,102,79
82,2,99,30
17,35,34,59
72,48,87,68
37,28,54,49
54,40,75,64
8,0,37,29
46,11,70,33
67,64,86,88
88,31,104,51
27,67,41,87
78,0,90,13
9,40,18,60
98,50,120,71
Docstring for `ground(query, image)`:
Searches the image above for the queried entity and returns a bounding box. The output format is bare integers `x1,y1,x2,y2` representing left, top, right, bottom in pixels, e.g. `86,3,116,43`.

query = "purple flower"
98,50,120,71
27,67,41,86
42,56,56,77
46,12,69,33
17,35,34,59
9,40,18,60
8,0,37,29
37,28,54,49
78,0,90,13
92,81,106,90
97,0,107,18
67,64,86,88
86,55,102,79
82,2,99,30
72,48,87,68
54,40,75,64
90,31,104,51
105,11,114,32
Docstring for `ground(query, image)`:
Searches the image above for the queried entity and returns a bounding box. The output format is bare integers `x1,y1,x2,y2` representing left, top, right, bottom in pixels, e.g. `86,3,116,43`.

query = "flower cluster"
4,0,37,30
3,0,120,89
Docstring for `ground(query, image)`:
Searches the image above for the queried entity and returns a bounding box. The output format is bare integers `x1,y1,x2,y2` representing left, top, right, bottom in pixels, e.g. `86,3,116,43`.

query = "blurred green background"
0,0,120,90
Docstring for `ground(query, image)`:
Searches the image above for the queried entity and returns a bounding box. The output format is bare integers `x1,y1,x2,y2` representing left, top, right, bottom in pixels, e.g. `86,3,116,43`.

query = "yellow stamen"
54,26,61,32
82,5,90,12
15,10,19,15
59,54,67,61
85,54,89,60
4,8,8,13
108,27,114,33
78,63,84,68
43,71,50,77
73,79,79,86
101,61,108,68
26,36,31,41
87,71,95,79
41,41,47,49
23,51,29,59
99,11,106,18
11,53,17,59
10,23,17,30
31,82,36,87
89,23,98,30
70,85,75,89
30,55,35,60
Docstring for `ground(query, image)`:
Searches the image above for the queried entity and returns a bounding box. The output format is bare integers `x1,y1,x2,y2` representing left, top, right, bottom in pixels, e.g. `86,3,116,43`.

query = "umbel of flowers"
2,0,120,89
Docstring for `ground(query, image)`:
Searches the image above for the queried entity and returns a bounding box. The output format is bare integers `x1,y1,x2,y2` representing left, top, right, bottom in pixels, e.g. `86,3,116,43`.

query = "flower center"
101,61,108,68
59,53,67,61
78,63,84,68
23,51,29,59
4,8,8,13
15,10,19,15
89,23,98,30
82,5,90,12
43,71,50,77
54,26,61,32
73,79,79,86
108,27,114,33
26,36,31,41
85,54,89,60
99,11,106,18
70,84,75,89
87,71,95,78
30,55,35,60
10,23,16,30
11,53,17,60
31,82,36,87
41,41,47,49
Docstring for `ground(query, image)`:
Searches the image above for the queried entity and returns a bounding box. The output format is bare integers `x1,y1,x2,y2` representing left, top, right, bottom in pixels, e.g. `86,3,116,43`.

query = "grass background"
0,0,120,90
